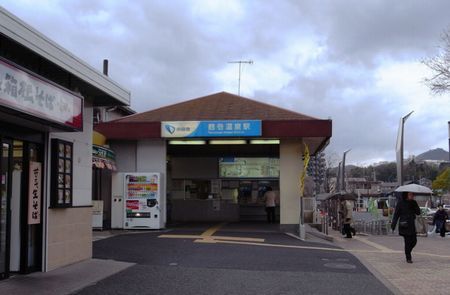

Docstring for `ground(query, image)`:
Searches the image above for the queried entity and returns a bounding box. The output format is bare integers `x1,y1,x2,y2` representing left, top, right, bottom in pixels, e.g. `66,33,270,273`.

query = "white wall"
279,139,304,225
136,139,167,224
110,141,137,172
50,101,93,206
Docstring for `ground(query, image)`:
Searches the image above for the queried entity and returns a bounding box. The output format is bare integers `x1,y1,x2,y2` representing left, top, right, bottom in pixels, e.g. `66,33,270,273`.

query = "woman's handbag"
399,220,409,228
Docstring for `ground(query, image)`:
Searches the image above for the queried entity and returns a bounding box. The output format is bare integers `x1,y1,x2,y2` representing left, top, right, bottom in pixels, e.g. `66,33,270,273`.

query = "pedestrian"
264,187,277,223
391,191,421,263
341,200,355,238
432,204,448,238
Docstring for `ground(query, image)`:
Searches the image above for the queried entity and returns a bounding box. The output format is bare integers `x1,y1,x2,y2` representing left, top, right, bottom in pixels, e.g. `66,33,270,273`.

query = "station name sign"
0,59,83,130
161,120,261,138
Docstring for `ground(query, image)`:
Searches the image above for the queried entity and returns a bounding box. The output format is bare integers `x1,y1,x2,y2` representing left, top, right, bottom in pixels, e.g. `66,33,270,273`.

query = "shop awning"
92,145,116,170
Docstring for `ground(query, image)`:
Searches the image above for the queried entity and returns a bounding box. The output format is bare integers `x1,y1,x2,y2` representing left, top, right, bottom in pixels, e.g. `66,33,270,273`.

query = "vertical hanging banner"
300,143,310,197
28,161,42,224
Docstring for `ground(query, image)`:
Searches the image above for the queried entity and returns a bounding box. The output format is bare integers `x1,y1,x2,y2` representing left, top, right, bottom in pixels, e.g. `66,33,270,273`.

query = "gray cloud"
2,0,449,164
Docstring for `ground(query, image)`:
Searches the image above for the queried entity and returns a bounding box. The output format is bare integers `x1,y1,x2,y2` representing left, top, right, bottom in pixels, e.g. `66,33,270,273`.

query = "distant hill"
415,148,449,161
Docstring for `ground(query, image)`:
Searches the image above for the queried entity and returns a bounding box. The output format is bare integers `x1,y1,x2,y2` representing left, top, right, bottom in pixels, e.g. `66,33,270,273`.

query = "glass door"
0,139,12,279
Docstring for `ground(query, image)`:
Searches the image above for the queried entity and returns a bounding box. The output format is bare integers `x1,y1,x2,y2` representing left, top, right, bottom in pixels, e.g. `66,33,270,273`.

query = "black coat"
391,199,420,236
433,209,449,224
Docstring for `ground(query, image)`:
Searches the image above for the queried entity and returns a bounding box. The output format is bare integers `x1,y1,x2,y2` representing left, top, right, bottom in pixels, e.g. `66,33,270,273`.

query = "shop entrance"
0,137,43,279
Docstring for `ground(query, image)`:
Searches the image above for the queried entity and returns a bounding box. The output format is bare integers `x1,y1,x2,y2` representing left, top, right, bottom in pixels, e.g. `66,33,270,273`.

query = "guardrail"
352,216,429,236
353,219,390,235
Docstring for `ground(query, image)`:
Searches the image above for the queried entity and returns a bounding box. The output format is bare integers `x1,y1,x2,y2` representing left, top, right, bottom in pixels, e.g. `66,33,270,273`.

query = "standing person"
391,192,421,263
433,205,449,238
264,187,277,223
342,200,355,238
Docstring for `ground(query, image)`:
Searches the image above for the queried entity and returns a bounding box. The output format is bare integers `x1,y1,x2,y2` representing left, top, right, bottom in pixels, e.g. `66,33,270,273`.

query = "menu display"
219,157,279,178
51,139,73,207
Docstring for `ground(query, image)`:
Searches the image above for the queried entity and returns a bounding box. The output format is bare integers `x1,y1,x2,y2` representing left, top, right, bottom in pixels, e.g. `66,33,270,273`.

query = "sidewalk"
0,259,134,295
330,230,450,295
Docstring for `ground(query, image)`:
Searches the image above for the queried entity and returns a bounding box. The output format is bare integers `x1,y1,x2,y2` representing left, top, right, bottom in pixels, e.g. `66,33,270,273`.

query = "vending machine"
123,172,163,229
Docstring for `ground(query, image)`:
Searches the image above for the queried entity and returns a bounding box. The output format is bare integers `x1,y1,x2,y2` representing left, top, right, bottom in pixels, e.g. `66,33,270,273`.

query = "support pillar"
279,139,304,233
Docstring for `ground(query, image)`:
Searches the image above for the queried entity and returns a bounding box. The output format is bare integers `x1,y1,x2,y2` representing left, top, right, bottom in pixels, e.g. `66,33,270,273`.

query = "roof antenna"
228,60,253,96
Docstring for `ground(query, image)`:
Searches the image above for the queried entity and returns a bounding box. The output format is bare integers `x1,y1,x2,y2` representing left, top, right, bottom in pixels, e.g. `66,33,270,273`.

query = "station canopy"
95,92,332,155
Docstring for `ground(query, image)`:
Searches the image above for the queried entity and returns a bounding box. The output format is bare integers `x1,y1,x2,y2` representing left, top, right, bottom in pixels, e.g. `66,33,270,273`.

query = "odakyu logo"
165,124,176,134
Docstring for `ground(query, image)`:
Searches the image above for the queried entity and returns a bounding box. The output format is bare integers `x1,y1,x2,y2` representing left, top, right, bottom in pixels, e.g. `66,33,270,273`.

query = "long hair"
402,192,409,200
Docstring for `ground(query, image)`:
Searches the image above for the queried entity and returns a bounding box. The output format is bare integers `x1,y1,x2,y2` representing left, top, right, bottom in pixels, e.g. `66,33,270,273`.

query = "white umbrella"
395,184,432,194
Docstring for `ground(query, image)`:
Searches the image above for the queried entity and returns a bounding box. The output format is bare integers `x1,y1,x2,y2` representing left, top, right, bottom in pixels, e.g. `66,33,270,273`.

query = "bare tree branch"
423,29,450,95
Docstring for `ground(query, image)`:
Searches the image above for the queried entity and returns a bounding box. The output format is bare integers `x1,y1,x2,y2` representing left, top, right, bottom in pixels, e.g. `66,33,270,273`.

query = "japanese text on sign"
0,59,83,130
28,161,42,224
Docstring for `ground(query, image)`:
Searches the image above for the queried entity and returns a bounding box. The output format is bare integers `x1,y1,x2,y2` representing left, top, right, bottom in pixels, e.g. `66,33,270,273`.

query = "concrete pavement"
330,229,450,295
0,259,134,295
0,225,450,295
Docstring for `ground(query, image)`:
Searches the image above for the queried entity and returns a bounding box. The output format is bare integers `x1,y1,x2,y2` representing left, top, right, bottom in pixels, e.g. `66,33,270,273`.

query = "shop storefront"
0,7,130,278
92,144,117,229
96,92,332,232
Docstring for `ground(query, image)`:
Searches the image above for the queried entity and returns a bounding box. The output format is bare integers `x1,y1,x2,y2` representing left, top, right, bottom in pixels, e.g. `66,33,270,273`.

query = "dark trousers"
403,234,417,261
343,224,352,238
266,207,276,223
436,220,446,237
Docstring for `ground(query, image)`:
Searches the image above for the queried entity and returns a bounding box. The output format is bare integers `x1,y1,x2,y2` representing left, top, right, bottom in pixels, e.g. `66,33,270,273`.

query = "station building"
0,8,130,278
95,92,332,232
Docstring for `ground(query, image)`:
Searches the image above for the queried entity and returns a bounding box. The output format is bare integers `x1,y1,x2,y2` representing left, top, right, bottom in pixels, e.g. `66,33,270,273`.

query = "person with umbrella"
391,191,421,263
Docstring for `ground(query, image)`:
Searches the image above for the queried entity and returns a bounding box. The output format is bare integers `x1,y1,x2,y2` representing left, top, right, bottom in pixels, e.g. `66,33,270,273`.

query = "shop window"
50,139,73,208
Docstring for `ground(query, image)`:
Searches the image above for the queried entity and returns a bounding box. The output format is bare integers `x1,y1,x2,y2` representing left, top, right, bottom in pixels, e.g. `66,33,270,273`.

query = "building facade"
0,8,130,278
96,92,332,232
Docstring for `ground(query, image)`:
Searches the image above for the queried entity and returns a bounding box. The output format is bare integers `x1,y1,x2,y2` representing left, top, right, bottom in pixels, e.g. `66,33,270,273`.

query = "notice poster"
28,161,42,224
219,158,279,178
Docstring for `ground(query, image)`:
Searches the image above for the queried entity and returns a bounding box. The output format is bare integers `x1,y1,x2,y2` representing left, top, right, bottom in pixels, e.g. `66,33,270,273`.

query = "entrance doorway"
0,138,43,279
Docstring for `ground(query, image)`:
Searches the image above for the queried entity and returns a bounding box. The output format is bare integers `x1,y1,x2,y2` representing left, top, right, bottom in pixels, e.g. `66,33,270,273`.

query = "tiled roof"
115,92,317,122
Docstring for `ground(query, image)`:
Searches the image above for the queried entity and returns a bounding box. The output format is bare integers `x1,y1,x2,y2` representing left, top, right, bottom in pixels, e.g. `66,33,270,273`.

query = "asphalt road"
76,224,392,295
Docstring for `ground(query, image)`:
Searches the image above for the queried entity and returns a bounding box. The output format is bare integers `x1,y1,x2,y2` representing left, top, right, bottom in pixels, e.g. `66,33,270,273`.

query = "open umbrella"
395,183,432,194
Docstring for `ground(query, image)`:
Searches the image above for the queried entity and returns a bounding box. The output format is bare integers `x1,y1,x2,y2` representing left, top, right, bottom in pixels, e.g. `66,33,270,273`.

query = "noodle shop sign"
28,161,42,225
0,59,83,130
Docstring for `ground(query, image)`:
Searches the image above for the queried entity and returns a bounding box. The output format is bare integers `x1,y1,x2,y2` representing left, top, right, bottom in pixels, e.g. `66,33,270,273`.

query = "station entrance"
97,92,332,231
166,141,280,223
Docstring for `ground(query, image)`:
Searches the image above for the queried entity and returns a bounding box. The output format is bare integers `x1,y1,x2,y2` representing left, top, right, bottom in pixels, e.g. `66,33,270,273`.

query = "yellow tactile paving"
158,223,265,243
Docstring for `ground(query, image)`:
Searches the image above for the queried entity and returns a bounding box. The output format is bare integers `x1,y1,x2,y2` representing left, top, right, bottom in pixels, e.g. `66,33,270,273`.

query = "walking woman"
391,191,421,263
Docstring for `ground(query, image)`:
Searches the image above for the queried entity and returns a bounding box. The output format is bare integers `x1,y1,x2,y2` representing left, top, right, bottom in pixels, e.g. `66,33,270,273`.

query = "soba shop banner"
0,59,83,130
161,120,261,137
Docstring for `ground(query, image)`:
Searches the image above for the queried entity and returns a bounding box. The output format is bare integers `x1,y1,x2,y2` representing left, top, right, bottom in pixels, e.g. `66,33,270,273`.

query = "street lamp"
341,149,351,192
395,111,413,186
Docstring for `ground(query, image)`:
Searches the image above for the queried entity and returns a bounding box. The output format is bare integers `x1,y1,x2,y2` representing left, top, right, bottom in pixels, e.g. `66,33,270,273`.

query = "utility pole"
228,60,253,96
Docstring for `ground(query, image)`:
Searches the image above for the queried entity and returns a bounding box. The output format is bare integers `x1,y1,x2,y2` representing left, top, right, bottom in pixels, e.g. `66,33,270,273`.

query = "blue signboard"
161,120,261,137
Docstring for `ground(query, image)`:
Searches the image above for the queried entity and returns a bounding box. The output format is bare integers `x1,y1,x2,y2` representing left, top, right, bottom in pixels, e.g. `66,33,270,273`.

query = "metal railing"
353,219,391,235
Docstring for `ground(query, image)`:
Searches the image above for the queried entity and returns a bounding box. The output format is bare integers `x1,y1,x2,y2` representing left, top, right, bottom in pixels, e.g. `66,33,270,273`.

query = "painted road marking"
158,225,450,260
158,223,265,244
352,236,393,252
208,239,450,259
200,223,226,237
158,234,265,243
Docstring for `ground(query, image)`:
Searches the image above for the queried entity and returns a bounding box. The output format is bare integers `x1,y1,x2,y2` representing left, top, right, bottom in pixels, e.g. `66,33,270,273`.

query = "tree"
432,167,450,191
423,30,450,94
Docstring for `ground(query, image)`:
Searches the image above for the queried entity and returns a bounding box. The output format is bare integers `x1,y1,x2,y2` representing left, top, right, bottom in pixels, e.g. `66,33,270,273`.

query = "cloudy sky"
3,0,450,165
